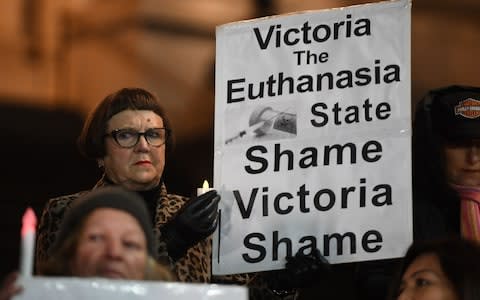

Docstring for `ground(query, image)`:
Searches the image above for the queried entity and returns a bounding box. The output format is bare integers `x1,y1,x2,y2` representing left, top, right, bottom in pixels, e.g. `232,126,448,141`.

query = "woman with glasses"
35,87,220,283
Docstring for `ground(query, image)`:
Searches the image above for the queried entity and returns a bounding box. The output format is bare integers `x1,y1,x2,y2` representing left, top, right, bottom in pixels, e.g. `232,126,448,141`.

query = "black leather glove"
266,248,330,295
161,190,220,261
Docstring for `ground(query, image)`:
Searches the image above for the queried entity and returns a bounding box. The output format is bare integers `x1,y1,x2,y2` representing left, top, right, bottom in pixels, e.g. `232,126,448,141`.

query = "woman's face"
397,253,458,300
100,110,166,191
70,208,148,280
444,139,480,187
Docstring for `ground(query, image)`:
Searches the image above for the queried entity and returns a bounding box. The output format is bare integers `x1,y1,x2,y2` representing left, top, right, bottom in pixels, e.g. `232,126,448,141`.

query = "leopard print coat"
35,177,211,282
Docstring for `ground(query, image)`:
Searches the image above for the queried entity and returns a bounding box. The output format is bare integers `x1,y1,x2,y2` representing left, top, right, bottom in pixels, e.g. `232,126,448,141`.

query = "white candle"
197,180,213,196
20,207,37,277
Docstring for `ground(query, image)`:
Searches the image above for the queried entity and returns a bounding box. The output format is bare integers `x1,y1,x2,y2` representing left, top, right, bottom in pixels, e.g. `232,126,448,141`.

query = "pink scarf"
451,184,480,241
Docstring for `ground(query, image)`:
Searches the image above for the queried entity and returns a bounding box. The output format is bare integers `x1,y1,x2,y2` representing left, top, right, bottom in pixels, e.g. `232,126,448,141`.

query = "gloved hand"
266,249,330,294
161,190,220,261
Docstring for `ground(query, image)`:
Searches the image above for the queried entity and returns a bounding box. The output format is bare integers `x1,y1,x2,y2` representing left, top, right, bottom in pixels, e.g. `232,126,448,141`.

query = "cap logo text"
454,98,480,119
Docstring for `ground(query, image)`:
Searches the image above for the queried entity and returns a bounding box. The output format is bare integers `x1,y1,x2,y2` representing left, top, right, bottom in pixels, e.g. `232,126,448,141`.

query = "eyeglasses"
105,128,170,148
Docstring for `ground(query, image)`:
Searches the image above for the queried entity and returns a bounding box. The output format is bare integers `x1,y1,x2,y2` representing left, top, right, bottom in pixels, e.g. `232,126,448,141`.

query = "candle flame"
202,180,210,190
21,207,37,237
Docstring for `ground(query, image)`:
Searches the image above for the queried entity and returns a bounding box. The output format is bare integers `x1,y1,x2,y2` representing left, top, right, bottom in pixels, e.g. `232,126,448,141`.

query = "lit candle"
197,180,213,196
20,207,37,277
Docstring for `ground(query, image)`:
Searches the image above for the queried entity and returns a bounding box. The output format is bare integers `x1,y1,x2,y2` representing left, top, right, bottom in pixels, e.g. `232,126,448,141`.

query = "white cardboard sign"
13,277,248,300
213,0,412,275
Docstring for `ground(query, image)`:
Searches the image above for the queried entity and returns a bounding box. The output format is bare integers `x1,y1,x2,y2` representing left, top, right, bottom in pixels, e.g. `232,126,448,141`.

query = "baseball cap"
430,85,480,140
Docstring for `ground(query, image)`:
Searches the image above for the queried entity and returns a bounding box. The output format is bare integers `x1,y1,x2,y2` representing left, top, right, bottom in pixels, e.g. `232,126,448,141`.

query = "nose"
467,144,480,164
134,134,150,152
397,290,412,300
105,238,123,259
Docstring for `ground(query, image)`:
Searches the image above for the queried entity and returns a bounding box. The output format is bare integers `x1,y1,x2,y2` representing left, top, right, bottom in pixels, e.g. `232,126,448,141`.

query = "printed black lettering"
245,145,268,174
243,233,267,263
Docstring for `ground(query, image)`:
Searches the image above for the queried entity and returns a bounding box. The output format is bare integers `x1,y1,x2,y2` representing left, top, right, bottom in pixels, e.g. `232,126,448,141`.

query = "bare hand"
0,272,22,300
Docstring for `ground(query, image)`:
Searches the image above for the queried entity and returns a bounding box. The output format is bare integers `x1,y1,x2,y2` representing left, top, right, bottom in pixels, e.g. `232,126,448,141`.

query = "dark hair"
77,87,174,159
389,239,480,300
412,88,462,240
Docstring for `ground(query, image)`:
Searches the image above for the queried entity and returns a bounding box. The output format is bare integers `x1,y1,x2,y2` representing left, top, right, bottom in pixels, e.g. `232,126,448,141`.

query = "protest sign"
213,0,412,275
13,277,248,300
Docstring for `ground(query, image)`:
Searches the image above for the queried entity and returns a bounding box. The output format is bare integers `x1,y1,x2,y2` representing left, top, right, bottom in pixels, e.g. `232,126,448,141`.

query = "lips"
99,267,125,279
134,160,151,165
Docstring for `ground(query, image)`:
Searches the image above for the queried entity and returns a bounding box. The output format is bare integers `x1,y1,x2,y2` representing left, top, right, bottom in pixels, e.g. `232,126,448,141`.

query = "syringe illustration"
225,106,296,144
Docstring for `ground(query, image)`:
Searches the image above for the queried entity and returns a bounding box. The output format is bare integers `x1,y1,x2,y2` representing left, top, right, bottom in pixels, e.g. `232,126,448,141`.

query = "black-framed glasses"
105,128,170,148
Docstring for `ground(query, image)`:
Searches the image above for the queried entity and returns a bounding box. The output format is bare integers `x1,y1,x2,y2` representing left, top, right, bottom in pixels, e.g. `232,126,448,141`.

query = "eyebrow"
405,268,437,279
112,127,163,131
